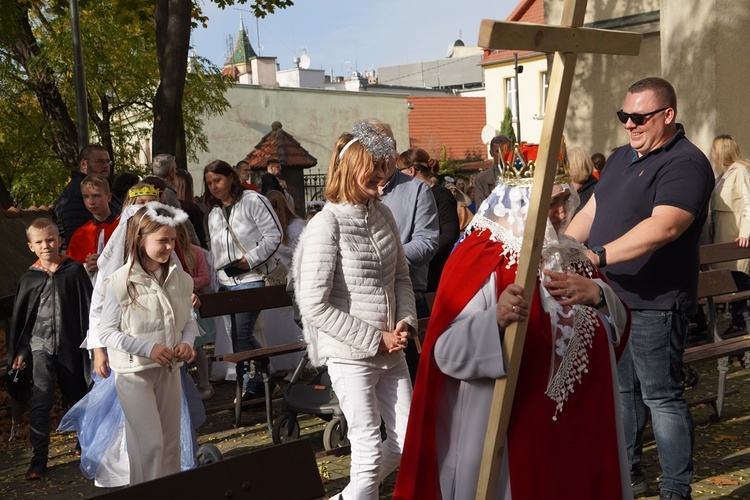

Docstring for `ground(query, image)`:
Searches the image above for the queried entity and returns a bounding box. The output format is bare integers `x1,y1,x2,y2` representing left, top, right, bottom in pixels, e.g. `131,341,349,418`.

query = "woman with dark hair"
173,169,207,248
397,148,460,292
203,160,283,399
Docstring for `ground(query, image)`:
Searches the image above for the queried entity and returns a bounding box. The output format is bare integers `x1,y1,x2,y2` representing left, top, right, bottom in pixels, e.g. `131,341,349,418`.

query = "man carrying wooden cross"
567,77,714,500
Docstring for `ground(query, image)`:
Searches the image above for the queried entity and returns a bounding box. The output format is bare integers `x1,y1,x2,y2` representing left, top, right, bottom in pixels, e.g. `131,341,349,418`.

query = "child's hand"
191,293,201,308
174,343,196,363
12,355,26,370
149,344,174,366
93,348,111,378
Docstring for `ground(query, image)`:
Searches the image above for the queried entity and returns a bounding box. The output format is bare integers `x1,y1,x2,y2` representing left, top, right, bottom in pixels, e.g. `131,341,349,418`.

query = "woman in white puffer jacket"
294,122,417,500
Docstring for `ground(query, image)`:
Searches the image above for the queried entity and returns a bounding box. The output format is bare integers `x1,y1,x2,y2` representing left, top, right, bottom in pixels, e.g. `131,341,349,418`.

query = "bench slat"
698,269,737,299
701,242,750,266
684,336,750,365
199,284,292,318
212,342,306,364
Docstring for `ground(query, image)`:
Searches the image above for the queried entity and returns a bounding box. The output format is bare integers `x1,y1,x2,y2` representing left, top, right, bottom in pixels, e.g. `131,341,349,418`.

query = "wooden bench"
199,285,306,430
683,242,750,420
698,242,750,340
100,438,325,500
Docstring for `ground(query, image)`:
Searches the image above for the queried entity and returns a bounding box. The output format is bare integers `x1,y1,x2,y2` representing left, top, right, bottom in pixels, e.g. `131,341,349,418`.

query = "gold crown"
499,137,570,187
127,184,161,199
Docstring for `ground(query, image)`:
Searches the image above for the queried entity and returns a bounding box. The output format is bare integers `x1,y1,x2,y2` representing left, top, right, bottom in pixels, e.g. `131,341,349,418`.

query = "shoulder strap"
222,207,248,254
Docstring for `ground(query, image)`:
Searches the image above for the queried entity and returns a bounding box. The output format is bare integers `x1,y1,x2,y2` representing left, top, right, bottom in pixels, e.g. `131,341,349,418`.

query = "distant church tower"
222,18,277,86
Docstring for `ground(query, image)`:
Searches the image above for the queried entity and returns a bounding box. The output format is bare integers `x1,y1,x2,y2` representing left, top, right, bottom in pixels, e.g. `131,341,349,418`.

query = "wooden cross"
475,1,641,498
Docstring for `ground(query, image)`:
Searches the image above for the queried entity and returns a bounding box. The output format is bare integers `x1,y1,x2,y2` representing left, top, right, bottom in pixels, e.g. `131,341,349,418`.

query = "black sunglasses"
616,107,669,125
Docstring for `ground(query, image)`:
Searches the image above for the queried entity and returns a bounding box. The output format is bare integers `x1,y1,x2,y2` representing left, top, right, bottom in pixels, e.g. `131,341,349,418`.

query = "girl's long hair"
324,133,383,204
713,135,750,172
124,206,175,301
265,190,300,245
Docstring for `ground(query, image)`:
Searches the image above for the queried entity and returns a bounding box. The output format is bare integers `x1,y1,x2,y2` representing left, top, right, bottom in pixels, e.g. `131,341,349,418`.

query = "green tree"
501,106,517,146
0,0,232,206
133,0,293,166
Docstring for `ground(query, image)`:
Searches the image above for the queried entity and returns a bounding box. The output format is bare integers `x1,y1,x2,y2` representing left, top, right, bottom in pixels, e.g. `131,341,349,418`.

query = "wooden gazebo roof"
245,122,318,170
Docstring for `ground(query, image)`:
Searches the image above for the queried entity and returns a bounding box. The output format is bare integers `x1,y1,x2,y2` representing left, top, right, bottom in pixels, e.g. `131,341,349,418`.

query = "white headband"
339,137,359,160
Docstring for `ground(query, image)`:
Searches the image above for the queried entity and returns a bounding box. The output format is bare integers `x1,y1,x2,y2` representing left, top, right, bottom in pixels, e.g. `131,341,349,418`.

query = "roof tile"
407,96,487,160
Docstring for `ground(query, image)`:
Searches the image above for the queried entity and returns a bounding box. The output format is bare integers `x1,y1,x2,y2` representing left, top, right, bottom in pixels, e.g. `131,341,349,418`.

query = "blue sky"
191,0,516,75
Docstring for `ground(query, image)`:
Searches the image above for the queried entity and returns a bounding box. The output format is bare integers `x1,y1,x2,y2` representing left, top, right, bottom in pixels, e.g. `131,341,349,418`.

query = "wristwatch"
594,286,607,309
592,245,607,268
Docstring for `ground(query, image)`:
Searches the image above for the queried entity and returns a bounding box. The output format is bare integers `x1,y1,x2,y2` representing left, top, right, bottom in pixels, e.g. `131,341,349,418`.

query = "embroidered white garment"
464,182,603,418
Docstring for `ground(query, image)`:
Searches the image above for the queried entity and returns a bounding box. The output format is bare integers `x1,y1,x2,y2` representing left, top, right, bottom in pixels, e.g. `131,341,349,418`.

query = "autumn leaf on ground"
712,434,741,443
706,476,740,486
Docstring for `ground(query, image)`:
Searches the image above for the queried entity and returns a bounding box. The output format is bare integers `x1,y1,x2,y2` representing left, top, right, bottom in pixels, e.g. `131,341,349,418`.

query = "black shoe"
659,490,691,500
724,324,745,336
25,458,47,480
631,471,649,496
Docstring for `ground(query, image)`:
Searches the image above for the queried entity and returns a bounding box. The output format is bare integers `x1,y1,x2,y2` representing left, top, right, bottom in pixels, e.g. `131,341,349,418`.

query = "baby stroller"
271,354,349,451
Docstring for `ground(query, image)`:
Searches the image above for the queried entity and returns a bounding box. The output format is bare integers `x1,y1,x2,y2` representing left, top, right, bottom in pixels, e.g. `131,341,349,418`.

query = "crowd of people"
5,75,748,500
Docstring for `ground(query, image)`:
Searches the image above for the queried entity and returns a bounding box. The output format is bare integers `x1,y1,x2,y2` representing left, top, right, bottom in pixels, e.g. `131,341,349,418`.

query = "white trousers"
115,367,182,484
327,358,413,500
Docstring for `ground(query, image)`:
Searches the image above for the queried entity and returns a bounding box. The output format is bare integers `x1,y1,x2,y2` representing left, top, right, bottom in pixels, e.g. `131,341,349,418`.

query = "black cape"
8,257,92,379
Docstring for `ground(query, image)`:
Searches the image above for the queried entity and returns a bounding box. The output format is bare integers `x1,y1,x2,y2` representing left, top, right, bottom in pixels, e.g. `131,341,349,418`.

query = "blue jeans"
220,280,264,394
618,308,694,496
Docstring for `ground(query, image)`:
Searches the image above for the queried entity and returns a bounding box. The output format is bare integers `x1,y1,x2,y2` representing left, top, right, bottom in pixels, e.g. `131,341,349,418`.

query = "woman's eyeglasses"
616,107,669,126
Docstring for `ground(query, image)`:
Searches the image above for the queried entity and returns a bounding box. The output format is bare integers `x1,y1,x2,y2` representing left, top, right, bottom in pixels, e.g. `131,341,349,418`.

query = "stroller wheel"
323,416,349,451
272,413,301,444
195,444,223,466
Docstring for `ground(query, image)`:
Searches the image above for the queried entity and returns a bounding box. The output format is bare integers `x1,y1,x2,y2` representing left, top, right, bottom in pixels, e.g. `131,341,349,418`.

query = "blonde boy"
9,218,92,479
66,174,120,273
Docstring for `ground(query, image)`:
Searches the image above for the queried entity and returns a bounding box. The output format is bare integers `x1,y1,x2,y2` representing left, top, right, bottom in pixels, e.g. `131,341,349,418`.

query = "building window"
540,71,549,116
505,77,517,120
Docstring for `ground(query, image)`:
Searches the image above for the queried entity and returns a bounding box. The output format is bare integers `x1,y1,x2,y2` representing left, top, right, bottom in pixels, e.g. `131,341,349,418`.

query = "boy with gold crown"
395,143,632,500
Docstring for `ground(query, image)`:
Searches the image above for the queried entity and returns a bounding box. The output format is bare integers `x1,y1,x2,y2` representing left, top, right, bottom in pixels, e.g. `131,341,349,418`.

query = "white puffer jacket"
207,189,283,286
294,201,417,367
100,260,197,373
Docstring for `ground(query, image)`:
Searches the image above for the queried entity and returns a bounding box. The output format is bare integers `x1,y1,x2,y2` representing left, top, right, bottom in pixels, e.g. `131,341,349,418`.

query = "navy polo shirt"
589,125,714,310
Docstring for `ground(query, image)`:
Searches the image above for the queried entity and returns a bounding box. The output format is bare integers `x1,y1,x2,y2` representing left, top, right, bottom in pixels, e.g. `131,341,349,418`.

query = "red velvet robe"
394,230,630,499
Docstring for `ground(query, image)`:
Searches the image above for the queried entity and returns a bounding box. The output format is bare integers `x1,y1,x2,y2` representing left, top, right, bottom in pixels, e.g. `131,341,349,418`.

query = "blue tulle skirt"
59,365,206,486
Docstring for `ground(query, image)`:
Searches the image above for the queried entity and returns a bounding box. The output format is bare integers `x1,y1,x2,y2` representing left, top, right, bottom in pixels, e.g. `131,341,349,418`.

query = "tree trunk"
6,4,79,170
151,0,191,169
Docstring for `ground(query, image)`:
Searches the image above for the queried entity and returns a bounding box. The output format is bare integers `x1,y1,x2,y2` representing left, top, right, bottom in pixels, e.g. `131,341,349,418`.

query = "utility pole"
69,0,89,150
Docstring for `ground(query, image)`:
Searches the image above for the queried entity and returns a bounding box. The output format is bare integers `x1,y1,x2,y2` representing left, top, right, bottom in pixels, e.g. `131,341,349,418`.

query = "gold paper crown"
499,137,570,187
127,184,161,199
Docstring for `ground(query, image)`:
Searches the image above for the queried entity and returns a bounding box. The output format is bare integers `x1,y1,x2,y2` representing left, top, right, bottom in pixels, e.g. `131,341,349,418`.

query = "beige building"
482,0,750,162
186,85,410,183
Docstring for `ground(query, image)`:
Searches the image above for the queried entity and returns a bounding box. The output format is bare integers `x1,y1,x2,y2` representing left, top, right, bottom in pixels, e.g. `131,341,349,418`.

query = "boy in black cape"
8,218,92,479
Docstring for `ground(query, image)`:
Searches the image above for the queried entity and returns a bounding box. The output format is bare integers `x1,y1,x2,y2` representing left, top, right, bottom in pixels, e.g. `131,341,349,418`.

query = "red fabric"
394,230,629,499
394,231,506,499
242,182,258,192
65,218,119,264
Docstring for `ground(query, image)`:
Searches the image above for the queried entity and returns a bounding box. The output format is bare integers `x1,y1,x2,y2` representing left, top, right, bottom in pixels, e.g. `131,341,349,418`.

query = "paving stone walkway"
2,357,750,499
